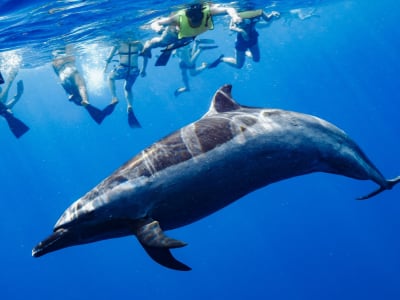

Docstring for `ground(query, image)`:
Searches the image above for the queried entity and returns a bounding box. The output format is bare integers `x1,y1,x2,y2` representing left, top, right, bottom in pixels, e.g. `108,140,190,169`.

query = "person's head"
185,3,204,27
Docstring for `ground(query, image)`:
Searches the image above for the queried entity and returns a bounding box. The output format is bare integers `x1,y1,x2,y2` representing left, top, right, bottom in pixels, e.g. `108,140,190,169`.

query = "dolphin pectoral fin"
357,176,400,200
134,220,191,271
141,244,191,271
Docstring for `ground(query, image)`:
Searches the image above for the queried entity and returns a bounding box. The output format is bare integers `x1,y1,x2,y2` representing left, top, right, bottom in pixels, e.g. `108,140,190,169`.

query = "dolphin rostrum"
32,84,400,270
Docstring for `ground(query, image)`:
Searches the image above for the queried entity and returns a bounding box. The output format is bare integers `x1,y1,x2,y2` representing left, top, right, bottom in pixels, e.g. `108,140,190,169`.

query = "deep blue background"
1,1,399,299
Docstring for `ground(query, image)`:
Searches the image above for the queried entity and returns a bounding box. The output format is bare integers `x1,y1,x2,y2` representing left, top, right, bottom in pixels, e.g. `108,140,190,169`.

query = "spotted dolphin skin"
32,84,400,270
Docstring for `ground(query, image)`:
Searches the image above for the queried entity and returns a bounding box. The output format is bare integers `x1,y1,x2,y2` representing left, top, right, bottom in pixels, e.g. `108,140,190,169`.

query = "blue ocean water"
1,0,400,299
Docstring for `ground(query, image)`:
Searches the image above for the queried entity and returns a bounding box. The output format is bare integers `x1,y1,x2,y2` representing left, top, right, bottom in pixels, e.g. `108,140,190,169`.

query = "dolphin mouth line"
32,228,67,257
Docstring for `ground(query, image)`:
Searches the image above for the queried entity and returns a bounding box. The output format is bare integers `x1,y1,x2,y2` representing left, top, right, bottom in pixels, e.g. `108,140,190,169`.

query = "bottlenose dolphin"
32,85,400,270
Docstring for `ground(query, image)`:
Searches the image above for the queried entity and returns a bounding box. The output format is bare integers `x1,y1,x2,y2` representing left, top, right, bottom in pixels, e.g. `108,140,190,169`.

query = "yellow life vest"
238,9,263,19
178,4,214,39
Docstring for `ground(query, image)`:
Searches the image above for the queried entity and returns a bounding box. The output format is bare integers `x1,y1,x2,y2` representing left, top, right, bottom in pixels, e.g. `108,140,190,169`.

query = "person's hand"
231,15,242,24
270,11,280,18
140,70,146,77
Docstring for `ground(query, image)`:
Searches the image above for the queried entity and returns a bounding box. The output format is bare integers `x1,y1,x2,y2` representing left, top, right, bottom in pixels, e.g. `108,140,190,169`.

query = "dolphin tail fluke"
134,219,191,271
357,176,400,200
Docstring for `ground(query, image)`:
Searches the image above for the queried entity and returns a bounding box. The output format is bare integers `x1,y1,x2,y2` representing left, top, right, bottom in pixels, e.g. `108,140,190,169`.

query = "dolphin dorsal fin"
206,85,241,116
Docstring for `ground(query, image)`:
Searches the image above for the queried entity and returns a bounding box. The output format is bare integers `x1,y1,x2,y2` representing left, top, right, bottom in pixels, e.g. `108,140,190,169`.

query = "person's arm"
229,19,244,33
104,46,117,73
150,14,177,33
210,4,241,23
229,18,249,40
261,10,280,22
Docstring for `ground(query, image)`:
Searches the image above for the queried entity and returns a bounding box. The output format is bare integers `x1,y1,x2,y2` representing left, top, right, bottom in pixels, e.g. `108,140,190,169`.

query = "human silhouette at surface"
0,67,29,138
52,46,110,125
104,39,148,128
174,38,217,96
208,9,280,69
141,2,241,64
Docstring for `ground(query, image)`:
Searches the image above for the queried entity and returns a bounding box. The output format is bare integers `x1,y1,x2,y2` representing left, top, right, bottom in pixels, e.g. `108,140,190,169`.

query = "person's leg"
0,67,18,103
73,72,89,106
142,29,177,57
5,80,23,109
189,47,211,75
221,50,245,69
124,71,141,128
191,63,207,76
108,66,123,104
123,70,138,111
249,43,260,63
175,66,190,96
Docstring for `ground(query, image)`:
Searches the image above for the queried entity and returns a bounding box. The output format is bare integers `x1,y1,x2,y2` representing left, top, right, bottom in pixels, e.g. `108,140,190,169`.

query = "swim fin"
195,38,215,44
155,38,194,66
155,49,172,66
0,103,29,138
208,55,224,69
85,104,105,124
102,102,117,117
0,71,4,84
198,45,218,50
128,107,141,128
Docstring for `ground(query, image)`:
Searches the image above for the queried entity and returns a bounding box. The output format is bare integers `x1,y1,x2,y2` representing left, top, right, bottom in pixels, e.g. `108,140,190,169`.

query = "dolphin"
32,84,400,270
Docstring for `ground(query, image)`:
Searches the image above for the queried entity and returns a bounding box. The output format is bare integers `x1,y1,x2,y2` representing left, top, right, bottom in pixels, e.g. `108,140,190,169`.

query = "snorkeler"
208,9,280,69
52,46,110,125
174,38,218,96
141,2,241,65
0,67,29,138
103,39,148,128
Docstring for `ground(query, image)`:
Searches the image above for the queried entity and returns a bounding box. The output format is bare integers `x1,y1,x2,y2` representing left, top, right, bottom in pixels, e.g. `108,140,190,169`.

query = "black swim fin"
102,102,117,117
198,45,218,50
85,104,105,124
155,49,172,66
0,71,4,84
208,54,224,69
0,103,29,138
128,108,141,128
155,38,194,66
196,38,216,44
